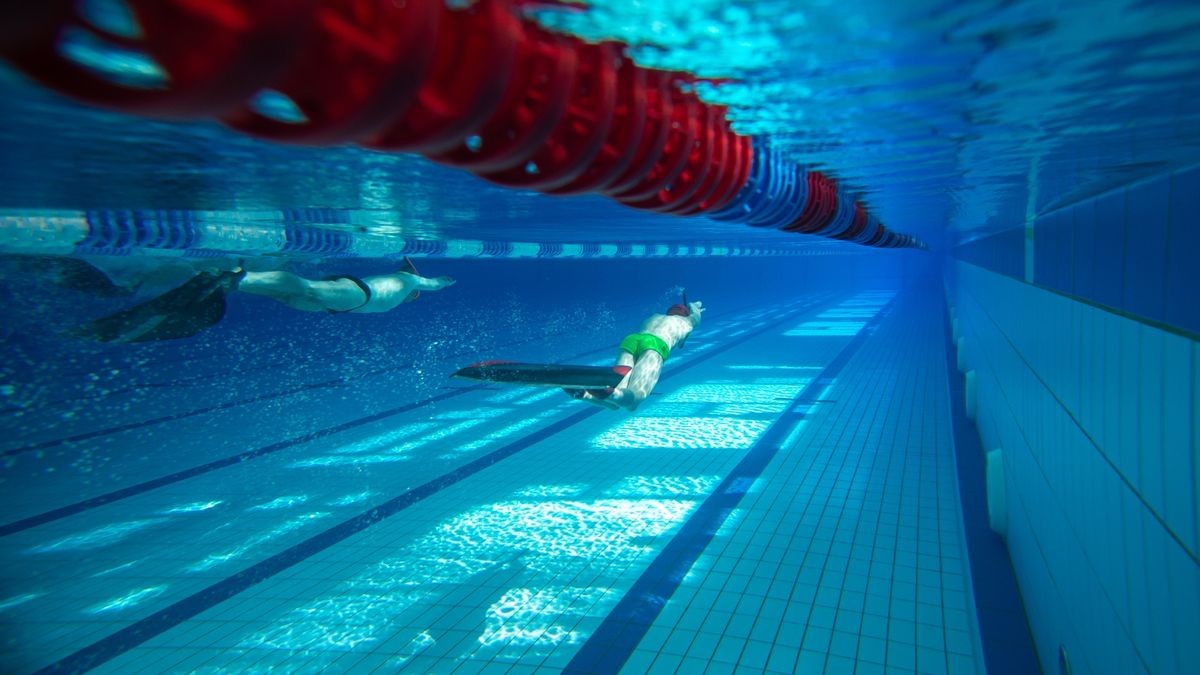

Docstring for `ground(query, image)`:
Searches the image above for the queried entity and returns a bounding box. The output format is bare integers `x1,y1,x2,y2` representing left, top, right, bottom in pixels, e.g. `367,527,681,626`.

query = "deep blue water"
1,1,1198,673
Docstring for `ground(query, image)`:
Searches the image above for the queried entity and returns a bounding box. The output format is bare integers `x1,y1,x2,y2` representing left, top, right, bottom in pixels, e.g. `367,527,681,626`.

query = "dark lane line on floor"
0,387,477,538
0,297,804,537
939,299,1041,674
0,339,623,538
2,381,353,458
2,323,616,457
0,357,312,417
4,297,775,454
0,335,348,415
38,295,835,674
565,296,896,674
1,309,648,419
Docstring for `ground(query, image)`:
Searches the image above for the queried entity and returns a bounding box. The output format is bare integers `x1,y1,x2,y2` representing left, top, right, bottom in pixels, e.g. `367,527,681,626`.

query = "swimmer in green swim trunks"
574,295,704,412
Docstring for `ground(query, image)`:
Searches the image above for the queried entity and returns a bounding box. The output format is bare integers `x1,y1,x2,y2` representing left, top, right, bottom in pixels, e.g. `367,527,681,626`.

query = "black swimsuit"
323,275,372,313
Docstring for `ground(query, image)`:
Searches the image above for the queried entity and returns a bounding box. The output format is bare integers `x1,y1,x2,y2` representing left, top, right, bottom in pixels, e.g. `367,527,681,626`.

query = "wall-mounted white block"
987,449,1008,537
965,370,978,422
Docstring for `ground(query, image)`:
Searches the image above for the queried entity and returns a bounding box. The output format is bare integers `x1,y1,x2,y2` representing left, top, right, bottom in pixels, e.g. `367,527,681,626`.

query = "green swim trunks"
619,332,670,361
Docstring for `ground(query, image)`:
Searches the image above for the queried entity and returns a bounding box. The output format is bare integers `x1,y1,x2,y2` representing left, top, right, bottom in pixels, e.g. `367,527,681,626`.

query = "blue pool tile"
714,633,745,665
1070,203,1095,298
917,622,946,650
1166,167,1200,334
887,640,918,671
741,639,772,670
766,645,799,674
825,654,857,674
947,652,979,675
829,630,860,659
856,660,887,675
1090,189,1127,309
796,649,827,672
862,613,888,639
802,626,833,652
1122,176,1169,320
858,635,887,664
1035,208,1073,291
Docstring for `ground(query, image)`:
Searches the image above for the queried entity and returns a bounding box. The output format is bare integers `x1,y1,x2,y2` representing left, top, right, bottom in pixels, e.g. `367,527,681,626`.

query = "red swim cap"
666,304,691,317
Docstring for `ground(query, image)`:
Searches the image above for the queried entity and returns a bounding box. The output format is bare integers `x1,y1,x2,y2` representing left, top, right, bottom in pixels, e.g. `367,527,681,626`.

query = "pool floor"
0,290,984,674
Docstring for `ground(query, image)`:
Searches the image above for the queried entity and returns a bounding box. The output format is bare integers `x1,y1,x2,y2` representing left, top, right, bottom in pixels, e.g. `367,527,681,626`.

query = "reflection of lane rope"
0,1,924,249
0,210,875,258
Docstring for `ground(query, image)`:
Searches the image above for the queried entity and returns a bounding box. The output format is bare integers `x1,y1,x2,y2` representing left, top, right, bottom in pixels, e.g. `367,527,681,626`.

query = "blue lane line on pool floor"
38,296,833,674
37,406,601,675
565,297,896,674
0,298,794,538
0,340,624,537
940,301,1041,674
0,386,479,538
1,317,639,456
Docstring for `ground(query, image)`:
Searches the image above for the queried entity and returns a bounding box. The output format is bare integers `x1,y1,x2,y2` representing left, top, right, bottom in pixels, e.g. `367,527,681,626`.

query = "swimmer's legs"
238,271,367,313
609,352,663,412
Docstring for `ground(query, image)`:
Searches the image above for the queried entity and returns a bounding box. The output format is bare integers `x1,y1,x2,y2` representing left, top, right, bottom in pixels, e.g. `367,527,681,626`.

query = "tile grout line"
34,295,836,674
0,296,803,538
564,295,897,674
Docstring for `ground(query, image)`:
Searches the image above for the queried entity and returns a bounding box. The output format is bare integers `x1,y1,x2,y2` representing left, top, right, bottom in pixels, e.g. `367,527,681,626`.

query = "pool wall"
944,166,1200,674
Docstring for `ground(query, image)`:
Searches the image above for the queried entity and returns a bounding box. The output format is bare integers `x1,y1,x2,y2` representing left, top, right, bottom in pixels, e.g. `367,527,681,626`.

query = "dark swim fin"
71,270,243,343
3,255,132,297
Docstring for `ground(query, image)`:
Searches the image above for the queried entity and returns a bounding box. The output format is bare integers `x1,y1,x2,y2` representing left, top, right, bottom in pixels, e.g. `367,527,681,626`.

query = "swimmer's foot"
564,387,620,410
71,269,245,343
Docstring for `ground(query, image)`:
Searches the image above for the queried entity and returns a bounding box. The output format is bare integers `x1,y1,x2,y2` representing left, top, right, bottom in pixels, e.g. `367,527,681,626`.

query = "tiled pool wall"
945,165,1200,675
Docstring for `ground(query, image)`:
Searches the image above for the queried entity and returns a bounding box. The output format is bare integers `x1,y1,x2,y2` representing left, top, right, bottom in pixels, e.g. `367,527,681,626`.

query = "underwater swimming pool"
2,1,1198,674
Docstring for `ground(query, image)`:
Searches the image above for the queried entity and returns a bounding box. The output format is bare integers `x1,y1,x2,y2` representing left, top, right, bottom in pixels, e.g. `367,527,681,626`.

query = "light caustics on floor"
0,291,982,674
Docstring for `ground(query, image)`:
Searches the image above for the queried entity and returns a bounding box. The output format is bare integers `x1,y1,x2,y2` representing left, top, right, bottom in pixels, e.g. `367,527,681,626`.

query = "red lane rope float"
602,69,673,195
833,203,869,241
0,3,70,52
698,134,752,214
3,0,313,117
664,112,728,214
435,24,577,172
783,171,838,233
481,41,618,190
222,0,441,144
546,54,645,195
0,0,925,249
366,0,521,154
612,87,699,202
625,104,716,212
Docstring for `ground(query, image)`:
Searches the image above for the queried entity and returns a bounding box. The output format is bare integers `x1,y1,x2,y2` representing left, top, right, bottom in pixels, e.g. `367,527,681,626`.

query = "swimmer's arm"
411,274,456,291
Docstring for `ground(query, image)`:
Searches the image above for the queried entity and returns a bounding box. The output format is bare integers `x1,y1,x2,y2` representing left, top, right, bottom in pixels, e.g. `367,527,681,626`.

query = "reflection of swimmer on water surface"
44,255,455,343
